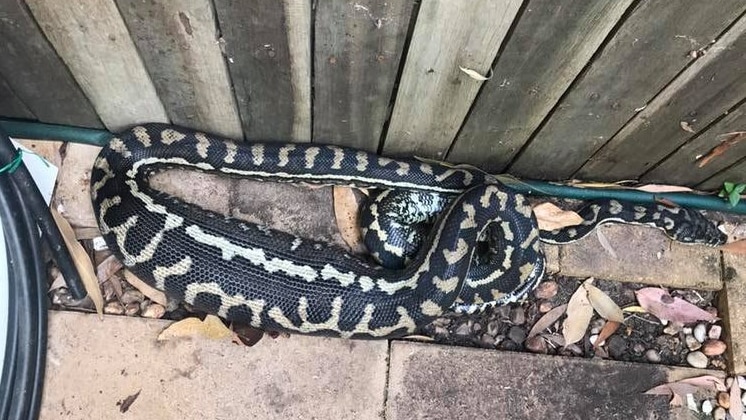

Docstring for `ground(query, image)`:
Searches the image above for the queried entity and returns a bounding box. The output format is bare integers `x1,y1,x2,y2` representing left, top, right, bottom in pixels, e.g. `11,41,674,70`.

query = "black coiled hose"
0,125,65,419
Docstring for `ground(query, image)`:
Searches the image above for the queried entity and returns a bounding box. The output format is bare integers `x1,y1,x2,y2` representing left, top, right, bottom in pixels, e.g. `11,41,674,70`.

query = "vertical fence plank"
0,0,101,127
284,0,312,142
25,0,167,131
578,16,746,181
313,0,412,152
508,1,746,180
697,159,746,190
382,0,522,159
446,0,633,172
115,0,243,139
214,0,311,142
640,100,746,186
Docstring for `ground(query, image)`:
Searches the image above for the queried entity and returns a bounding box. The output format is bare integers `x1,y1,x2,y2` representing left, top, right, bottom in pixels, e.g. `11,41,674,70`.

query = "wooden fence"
1,0,745,189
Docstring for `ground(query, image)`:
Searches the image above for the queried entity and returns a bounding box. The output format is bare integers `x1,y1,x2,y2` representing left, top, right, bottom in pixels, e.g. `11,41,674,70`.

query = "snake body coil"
91,124,543,338
91,124,725,338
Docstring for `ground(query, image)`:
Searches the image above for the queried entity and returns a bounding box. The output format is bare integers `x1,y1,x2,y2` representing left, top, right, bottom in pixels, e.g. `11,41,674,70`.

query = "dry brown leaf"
403,335,435,342
458,66,491,81
96,254,122,283
732,381,744,420
527,304,568,339
333,186,367,254
645,383,701,407
654,197,679,208
680,121,696,133
635,184,694,193
594,321,621,349
117,389,141,413
584,281,624,322
595,228,618,259
124,270,168,307
562,281,593,346
231,323,264,347
678,375,727,392
533,202,583,231
51,207,104,317
157,315,232,341
635,288,718,324
697,131,746,168
540,333,565,347
721,239,746,255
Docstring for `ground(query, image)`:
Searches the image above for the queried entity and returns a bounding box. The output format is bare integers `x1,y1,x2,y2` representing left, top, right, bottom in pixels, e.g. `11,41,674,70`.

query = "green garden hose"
2,117,745,215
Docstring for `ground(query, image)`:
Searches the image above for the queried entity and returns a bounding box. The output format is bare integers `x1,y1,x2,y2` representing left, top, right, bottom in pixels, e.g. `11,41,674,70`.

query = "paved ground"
43,311,722,419
42,312,388,419
26,139,744,418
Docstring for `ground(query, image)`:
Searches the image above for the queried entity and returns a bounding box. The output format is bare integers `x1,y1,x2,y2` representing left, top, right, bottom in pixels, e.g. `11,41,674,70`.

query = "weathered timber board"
116,0,243,139
641,99,746,186
0,75,34,119
698,158,746,191
508,0,746,180
25,0,168,131
446,0,633,172
382,0,522,159
313,0,412,152
578,15,746,181
0,0,101,127
213,0,311,142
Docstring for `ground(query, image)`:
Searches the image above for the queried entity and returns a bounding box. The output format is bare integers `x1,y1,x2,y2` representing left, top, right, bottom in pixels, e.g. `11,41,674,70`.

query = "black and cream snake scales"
90,123,726,339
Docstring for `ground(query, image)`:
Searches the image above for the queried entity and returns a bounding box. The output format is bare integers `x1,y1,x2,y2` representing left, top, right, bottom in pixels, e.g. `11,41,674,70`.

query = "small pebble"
663,324,682,335
537,300,554,313
104,301,125,315
120,289,145,305
455,322,472,336
709,325,723,340
565,343,583,356
713,406,726,420
702,340,727,356
701,399,713,415
509,308,526,325
534,281,558,299
124,302,139,316
645,349,661,363
472,323,482,334
711,359,727,370
686,351,709,368
693,324,707,343
717,391,730,409
589,334,600,346
607,336,627,359
685,335,702,351
141,303,165,319
682,327,693,335
738,376,746,391
632,343,646,354
480,333,496,347
493,306,511,320
487,320,499,337
507,326,527,344
525,336,547,354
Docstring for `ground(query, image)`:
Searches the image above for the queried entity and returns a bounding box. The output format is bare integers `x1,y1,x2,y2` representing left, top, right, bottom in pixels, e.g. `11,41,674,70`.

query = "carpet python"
90,123,726,339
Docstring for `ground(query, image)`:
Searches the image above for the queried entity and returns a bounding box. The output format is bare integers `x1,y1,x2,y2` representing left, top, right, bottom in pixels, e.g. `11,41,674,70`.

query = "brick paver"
41,312,388,419
557,224,722,290
720,252,746,374
387,341,721,420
